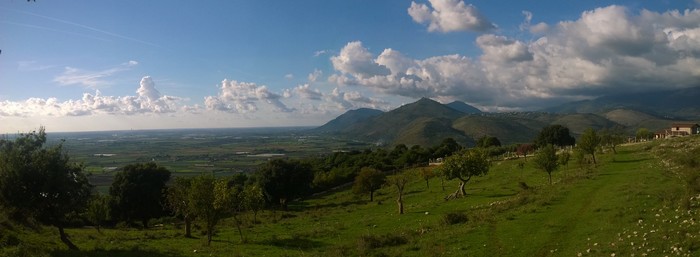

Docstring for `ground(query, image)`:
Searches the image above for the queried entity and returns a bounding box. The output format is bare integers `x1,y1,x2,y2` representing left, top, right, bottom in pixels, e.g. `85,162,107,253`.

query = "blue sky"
1,0,699,132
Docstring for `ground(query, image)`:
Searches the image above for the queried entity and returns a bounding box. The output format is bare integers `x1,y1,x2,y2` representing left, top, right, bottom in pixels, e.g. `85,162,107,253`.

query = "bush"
441,212,469,225
357,233,408,250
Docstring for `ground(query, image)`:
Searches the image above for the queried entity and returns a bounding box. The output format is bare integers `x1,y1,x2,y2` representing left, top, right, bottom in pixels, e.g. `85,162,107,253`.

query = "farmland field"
44,127,372,191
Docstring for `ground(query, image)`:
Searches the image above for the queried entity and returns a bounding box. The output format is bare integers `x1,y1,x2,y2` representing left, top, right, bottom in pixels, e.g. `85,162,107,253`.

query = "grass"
3,136,700,256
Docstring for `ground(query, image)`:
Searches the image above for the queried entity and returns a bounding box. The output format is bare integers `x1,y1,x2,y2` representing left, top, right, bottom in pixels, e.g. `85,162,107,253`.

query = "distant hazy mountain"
446,101,482,114
541,87,700,119
313,88,699,147
345,98,470,146
313,108,383,133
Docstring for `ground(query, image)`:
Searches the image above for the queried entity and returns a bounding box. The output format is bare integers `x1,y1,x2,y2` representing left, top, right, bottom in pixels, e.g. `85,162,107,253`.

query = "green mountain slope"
451,115,541,144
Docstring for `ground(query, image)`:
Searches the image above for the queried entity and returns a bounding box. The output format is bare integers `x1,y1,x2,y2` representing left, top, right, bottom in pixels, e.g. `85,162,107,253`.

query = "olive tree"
578,128,601,165
352,167,386,202
166,176,194,238
534,144,559,185
439,149,491,200
109,162,170,228
0,128,92,250
255,159,313,210
386,172,411,214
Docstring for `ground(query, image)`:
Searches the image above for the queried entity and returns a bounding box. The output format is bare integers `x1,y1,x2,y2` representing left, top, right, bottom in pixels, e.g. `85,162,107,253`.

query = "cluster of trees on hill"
0,124,636,248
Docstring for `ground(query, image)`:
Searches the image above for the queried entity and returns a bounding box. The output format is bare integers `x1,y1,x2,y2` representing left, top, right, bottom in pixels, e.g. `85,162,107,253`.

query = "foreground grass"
2,137,699,256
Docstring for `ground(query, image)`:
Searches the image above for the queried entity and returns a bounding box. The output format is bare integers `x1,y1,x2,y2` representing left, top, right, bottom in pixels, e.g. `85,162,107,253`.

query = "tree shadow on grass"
612,158,651,163
52,249,187,257
259,237,326,250
304,200,367,210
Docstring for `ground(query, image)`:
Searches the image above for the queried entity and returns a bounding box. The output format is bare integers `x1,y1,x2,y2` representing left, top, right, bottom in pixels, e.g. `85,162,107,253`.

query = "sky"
1,0,700,133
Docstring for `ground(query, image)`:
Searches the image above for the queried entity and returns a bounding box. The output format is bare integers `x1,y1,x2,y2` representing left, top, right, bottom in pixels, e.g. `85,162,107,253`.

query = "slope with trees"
0,128,92,250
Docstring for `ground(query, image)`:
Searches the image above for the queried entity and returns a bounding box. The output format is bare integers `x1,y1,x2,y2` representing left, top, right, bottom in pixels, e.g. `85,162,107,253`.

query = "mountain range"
313,87,700,147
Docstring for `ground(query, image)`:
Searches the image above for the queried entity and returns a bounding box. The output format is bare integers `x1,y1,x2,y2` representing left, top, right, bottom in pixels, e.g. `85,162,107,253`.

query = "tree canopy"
578,128,601,165
352,167,386,202
166,176,195,238
255,159,314,210
109,162,171,228
534,125,576,148
600,126,626,153
439,149,491,199
0,128,92,250
534,144,559,185
476,135,501,148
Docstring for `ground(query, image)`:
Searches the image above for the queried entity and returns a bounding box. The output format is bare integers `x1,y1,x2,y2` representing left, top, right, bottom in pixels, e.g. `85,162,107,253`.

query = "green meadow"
3,136,699,257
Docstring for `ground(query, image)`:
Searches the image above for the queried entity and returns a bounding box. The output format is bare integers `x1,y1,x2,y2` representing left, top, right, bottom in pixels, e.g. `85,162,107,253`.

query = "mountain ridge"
313,88,700,147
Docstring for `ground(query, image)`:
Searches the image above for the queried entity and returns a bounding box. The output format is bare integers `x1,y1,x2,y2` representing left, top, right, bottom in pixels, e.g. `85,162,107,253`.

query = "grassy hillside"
452,115,540,145
550,113,620,135
4,136,699,256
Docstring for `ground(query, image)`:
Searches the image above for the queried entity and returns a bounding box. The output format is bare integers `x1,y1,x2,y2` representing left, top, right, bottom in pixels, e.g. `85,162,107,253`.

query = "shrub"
357,233,408,250
442,212,469,225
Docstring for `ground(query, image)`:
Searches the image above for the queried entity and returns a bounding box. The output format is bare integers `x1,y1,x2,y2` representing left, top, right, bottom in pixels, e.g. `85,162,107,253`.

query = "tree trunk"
206,223,213,245
280,198,288,211
232,215,245,243
184,216,192,238
548,172,552,185
397,196,404,214
440,176,445,191
591,153,597,166
142,219,149,229
58,226,79,250
425,179,429,189
458,181,466,196
369,190,374,202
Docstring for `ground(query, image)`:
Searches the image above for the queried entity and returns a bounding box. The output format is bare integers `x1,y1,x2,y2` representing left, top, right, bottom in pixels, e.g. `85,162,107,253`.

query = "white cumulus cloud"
0,76,180,117
408,0,496,33
330,5,700,110
204,80,293,113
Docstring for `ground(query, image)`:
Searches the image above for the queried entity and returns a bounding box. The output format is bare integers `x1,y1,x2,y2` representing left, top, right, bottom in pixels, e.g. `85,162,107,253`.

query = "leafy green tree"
534,144,559,185
109,162,170,228
558,151,571,168
419,167,435,189
578,128,601,165
0,128,92,250
242,184,266,224
255,159,313,210
215,176,246,243
166,176,194,238
636,128,652,141
352,167,386,202
386,172,411,214
534,125,576,148
86,193,110,233
600,126,625,154
439,149,491,200
432,138,462,158
476,135,501,148
188,175,231,245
